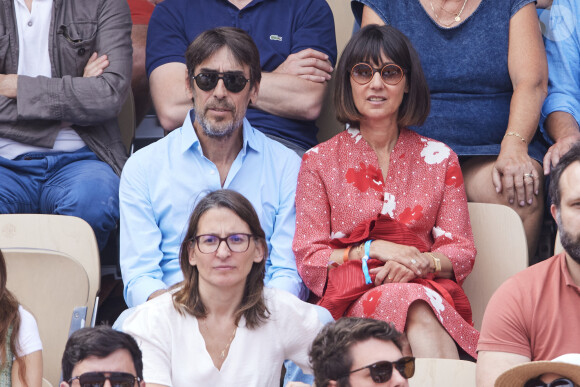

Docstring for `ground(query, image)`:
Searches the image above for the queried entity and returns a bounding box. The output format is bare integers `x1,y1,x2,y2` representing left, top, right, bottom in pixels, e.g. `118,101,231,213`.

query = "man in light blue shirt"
119,27,307,308
540,0,580,174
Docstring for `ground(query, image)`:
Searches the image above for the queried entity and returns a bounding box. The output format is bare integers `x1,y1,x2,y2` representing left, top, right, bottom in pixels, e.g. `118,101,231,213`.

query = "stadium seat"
0,214,100,386
410,358,476,386
463,203,528,331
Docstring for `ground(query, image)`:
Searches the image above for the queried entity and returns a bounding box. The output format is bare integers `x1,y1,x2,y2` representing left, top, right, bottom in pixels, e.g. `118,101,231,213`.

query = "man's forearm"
149,62,193,131
253,72,327,121
545,111,580,142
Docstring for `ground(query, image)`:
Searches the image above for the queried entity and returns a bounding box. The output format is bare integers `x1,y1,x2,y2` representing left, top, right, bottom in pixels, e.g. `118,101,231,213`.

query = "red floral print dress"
293,128,479,358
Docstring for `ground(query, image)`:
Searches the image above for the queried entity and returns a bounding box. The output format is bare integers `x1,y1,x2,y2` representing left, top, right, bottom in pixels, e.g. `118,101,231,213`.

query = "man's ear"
249,81,260,106
550,203,559,222
185,68,194,100
139,380,147,387
60,382,71,387
327,381,339,387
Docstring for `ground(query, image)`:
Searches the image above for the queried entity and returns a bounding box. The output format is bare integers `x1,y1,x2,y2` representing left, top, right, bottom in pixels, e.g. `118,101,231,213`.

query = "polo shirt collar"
560,252,580,291
180,109,260,155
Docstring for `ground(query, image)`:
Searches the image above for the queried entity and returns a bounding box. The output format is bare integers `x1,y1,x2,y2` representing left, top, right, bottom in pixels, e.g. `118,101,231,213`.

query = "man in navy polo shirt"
146,0,337,154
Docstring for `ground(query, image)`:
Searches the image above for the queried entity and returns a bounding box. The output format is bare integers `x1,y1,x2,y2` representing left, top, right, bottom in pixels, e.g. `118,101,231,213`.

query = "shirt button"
77,47,86,56
27,20,33,26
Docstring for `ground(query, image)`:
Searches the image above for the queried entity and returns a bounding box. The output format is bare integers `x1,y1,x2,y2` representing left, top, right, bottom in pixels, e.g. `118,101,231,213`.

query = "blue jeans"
0,147,120,250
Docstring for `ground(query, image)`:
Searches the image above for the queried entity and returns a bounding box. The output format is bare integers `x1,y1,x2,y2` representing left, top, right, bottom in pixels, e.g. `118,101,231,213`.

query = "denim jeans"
0,147,120,250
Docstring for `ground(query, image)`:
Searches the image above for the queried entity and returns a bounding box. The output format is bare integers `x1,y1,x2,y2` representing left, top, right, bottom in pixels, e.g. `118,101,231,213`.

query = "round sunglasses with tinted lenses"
348,356,415,383
68,372,140,387
524,377,578,387
192,72,250,93
351,63,407,86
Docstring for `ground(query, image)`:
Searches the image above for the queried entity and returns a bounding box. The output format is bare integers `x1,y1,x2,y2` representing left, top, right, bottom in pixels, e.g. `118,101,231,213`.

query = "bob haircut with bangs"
334,24,430,128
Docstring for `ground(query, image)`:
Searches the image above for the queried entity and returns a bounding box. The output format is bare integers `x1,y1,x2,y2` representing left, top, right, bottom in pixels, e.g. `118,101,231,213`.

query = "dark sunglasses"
350,63,407,86
347,356,415,383
525,377,578,387
192,71,250,93
68,372,140,387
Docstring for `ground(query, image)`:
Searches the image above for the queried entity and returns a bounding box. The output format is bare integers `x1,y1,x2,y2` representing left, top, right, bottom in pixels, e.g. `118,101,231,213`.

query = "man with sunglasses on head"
119,27,307,311
307,317,414,387
145,0,336,155
477,143,580,386
60,326,145,387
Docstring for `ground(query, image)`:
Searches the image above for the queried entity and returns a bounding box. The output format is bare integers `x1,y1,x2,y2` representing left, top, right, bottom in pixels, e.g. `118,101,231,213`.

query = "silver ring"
523,173,534,178
411,258,417,265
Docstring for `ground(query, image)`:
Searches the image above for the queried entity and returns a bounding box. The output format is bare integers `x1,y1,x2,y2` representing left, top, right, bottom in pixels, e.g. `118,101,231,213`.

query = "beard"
194,99,244,139
557,212,580,264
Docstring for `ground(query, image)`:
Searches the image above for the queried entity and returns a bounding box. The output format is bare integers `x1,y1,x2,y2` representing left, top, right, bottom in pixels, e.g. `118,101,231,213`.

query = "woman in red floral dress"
293,25,479,359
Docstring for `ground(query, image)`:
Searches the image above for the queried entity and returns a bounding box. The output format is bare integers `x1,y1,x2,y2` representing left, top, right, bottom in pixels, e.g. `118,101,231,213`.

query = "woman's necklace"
220,326,237,359
201,319,238,360
429,0,469,27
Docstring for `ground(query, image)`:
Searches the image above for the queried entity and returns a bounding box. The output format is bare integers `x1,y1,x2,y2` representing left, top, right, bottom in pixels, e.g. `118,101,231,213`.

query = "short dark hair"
334,24,430,128
549,142,580,208
61,326,143,381
172,189,269,329
309,317,406,387
185,27,262,91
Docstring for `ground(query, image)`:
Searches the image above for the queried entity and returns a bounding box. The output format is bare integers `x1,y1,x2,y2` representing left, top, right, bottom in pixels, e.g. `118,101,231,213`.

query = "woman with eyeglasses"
0,250,43,387
294,25,478,360
124,189,324,386
352,0,548,260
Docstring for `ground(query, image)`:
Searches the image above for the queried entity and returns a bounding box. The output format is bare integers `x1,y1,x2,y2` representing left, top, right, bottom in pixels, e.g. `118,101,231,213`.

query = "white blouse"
124,288,323,387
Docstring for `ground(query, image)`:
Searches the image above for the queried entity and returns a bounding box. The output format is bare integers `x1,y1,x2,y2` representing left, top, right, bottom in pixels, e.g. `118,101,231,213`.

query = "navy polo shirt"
146,0,337,150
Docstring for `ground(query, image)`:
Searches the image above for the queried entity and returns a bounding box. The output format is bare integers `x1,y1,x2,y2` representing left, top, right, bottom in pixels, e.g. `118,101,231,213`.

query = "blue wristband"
362,240,373,285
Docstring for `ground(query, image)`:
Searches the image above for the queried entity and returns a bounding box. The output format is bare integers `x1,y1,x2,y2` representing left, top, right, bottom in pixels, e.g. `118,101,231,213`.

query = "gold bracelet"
426,252,441,273
504,131,527,144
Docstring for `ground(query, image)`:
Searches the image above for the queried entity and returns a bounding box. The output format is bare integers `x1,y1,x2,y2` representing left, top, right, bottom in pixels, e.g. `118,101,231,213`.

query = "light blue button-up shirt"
120,111,307,307
540,0,580,133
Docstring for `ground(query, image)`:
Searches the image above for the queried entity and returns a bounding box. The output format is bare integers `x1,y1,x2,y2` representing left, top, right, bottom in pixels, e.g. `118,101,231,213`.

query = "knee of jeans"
47,178,120,226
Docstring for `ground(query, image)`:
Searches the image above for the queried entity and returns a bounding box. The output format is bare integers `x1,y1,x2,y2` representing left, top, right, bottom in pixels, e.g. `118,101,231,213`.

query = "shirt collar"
560,252,580,290
179,110,260,155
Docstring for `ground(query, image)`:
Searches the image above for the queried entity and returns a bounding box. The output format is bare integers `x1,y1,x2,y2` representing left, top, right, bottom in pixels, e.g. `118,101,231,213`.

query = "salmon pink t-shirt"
478,253,580,359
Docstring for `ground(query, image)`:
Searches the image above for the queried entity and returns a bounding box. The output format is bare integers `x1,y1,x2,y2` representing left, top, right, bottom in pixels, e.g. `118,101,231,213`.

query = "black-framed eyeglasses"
193,233,253,253
350,63,407,86
346,357,415,383
524,377,578,387
192,71,250,93
68,372,140,387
